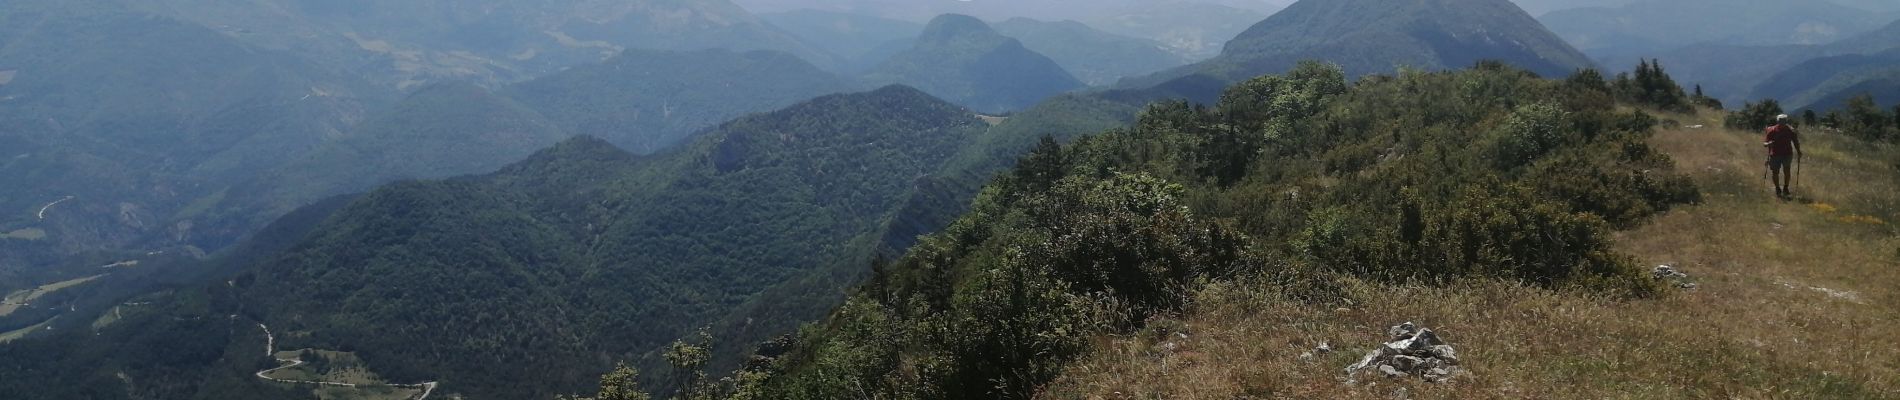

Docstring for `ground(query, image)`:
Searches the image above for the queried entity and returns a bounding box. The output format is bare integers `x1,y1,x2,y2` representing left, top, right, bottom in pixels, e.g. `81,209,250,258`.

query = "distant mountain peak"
920,13,999,43
1123,0,1593,90
867,14,1084,113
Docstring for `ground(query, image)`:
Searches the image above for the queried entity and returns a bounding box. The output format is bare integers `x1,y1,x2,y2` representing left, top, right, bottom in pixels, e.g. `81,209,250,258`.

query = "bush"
1492,102,1573,169
1726,99,1784,131
1416,183,1654,294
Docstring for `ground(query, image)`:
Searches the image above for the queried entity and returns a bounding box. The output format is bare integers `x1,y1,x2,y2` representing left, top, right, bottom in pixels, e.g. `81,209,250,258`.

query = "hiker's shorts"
1767,155,1793,170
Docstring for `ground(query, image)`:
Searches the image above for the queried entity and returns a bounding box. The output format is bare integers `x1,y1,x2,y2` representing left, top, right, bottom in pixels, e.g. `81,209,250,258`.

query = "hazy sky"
731,0,1646,21
1512,0,1640,15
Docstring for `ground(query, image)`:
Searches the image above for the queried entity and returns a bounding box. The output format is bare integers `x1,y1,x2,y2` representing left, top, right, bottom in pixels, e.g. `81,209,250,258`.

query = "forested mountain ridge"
865,14,1085,113
222,86,996,399
1121,0,1595,91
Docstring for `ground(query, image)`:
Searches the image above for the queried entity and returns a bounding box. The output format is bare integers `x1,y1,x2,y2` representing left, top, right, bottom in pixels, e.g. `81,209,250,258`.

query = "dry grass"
1040,112,1900,399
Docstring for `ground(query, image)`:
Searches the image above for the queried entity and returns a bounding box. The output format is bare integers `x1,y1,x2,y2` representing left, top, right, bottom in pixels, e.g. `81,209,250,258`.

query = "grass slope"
1042,110,1900,398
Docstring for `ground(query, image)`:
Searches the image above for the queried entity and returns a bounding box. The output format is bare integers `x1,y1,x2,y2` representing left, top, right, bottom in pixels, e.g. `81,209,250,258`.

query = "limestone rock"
1346,322,1465,383
1652,265,1697,289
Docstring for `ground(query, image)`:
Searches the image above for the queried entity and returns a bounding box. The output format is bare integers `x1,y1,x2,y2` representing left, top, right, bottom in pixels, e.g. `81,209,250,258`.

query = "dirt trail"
255,323,438,399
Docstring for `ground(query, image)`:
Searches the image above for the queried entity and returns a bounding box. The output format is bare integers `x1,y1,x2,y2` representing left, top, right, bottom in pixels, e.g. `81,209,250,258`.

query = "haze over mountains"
1543,0,1894,65
4,0,1900,398
1123,0,1596,96
864,14,1085,113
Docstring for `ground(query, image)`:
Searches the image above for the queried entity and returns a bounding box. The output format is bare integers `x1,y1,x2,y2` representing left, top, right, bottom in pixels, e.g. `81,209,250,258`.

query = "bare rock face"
1346,322,1465,383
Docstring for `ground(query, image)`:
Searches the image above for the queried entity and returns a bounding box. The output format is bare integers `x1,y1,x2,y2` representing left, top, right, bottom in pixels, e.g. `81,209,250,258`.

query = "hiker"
1764,114,1802,197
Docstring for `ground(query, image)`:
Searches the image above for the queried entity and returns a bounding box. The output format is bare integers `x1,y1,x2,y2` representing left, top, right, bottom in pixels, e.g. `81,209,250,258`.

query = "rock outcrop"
1345,322,1463,383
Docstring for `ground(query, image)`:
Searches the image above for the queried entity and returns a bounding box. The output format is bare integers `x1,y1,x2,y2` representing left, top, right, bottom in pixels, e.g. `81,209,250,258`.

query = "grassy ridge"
1044,110,1900,398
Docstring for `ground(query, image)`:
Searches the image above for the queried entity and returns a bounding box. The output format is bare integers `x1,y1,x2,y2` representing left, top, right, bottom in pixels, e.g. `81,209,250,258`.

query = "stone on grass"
1345,322,1465,384
1652,265,1697,289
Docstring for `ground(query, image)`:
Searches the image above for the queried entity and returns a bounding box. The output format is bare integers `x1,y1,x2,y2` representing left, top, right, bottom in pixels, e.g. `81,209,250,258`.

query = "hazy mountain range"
3,0,1898,398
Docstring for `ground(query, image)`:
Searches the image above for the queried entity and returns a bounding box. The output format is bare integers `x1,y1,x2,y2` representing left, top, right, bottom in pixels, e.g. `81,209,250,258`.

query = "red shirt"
1764,124,1798,158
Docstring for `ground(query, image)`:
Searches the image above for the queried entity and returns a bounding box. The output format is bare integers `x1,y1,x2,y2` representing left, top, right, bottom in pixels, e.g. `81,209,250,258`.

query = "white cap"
1776,114,1790,122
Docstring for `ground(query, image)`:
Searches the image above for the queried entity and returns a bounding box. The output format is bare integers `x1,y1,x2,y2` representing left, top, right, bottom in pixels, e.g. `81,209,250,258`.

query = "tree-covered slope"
228,86,989,399
992,18,1190,86
864,14,1085,113
1123,0,1595,90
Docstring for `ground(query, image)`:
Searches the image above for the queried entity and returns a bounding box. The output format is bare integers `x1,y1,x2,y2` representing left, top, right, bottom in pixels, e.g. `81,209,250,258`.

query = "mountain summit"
865,14,1085,113
1127,0,1594,89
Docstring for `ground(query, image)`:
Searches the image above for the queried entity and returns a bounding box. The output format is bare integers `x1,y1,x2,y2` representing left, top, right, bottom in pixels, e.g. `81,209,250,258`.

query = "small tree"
1725,99,1783,131
664,331,713,400
1844,94,1890,141
1611,60,1691,112
558,364,651,400
598,364,652,400
1803,109,1819,127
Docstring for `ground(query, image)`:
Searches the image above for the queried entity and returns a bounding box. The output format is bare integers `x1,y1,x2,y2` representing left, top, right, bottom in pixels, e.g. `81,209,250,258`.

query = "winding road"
37,196,74,220
255,323,438,399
